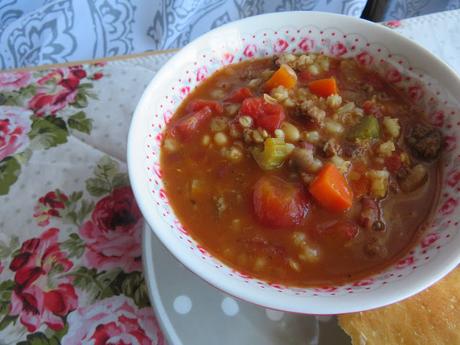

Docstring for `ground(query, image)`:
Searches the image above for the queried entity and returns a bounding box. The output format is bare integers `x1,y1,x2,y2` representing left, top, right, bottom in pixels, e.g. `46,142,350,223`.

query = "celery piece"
251,138,292,170
347,116,380,140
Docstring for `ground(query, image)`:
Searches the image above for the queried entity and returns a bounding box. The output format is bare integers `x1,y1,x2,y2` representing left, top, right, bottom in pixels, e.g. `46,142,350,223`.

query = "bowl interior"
128,12,460,314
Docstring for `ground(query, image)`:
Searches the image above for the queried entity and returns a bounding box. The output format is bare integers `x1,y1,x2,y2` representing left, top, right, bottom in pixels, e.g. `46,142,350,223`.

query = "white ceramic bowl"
128,11,460,314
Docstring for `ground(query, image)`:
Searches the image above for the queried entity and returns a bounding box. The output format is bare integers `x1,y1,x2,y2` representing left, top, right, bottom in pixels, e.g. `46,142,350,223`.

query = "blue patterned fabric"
382,0,460,20
0,0,367,70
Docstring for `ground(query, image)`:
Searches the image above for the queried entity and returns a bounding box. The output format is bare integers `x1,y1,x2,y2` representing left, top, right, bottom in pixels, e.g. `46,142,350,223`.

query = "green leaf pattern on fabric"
0,280,15,317
121,272,151,308
0,65,103,193
67,111,93,134
85,177,112,197
0,157,21,195
0,237,19,259
61,233,85,258
16,332,60,345
0,315,18,332
28,116,69,149
86,156,129,196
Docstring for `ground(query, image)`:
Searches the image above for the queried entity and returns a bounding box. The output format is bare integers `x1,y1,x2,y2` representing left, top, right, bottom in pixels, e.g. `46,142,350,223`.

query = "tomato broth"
160,54,442,287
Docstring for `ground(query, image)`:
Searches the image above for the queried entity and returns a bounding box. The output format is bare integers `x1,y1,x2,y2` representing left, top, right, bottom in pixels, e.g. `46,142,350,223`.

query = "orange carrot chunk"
307,78,338,97
265,64,297,91
309,163,353,212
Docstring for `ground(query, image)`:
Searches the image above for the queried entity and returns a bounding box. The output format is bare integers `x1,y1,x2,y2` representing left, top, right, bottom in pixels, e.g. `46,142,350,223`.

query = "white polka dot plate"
143,225,351,345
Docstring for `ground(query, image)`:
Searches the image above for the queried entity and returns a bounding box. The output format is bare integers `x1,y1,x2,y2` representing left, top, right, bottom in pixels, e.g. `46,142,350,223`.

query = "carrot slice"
265,64,297,91
307,78,338,97
309,163,353,212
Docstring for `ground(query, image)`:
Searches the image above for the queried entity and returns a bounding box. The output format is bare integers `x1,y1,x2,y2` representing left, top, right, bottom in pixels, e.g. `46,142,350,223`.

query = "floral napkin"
0,54,172,345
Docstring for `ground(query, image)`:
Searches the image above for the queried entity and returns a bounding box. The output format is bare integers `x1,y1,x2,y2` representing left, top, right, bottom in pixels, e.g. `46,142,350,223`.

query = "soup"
160,53,442,287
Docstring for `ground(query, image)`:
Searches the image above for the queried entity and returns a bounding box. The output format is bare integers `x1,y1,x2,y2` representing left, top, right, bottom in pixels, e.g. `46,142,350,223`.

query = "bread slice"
338,268,460,345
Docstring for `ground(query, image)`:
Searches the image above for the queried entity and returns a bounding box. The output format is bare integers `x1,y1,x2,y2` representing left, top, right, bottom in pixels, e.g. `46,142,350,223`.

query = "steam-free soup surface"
161,54,442,287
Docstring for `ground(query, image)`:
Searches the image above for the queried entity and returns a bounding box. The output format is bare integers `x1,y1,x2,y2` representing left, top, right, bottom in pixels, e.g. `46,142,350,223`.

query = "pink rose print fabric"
0,155,164,344
62,296,165,345
80,186,143,273
0,106,31,161
28,67,86,116
10,284,78,332
0,72,31,92
0,63,104,195
33,191,69,227
9,228,77,332
0,60,165,344
28,90,78,117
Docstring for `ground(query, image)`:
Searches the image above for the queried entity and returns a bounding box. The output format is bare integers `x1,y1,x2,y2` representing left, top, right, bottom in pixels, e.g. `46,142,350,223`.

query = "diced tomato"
186,99,223,114
240,97,264,117
385,154,402,173
253,175,310,228
313,220,359,244
240,97,285,132
172,106,213,140
256,102,286,132
225,87,253,103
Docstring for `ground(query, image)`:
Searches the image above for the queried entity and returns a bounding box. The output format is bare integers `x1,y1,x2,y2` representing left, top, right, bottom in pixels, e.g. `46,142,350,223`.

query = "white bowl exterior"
128,12,460,314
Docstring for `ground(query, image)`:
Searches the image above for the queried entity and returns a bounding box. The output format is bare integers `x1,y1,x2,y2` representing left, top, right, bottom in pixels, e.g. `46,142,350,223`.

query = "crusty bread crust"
338,268,460,345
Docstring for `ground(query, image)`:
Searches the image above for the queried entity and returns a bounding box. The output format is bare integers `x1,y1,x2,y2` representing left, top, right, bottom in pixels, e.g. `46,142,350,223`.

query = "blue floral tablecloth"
381,0,459,20
2,0,460,71
0,0,368,70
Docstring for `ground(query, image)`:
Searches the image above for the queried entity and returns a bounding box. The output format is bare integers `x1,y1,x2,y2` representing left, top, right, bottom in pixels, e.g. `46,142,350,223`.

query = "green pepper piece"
251,138,292,170
347,116,380,140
